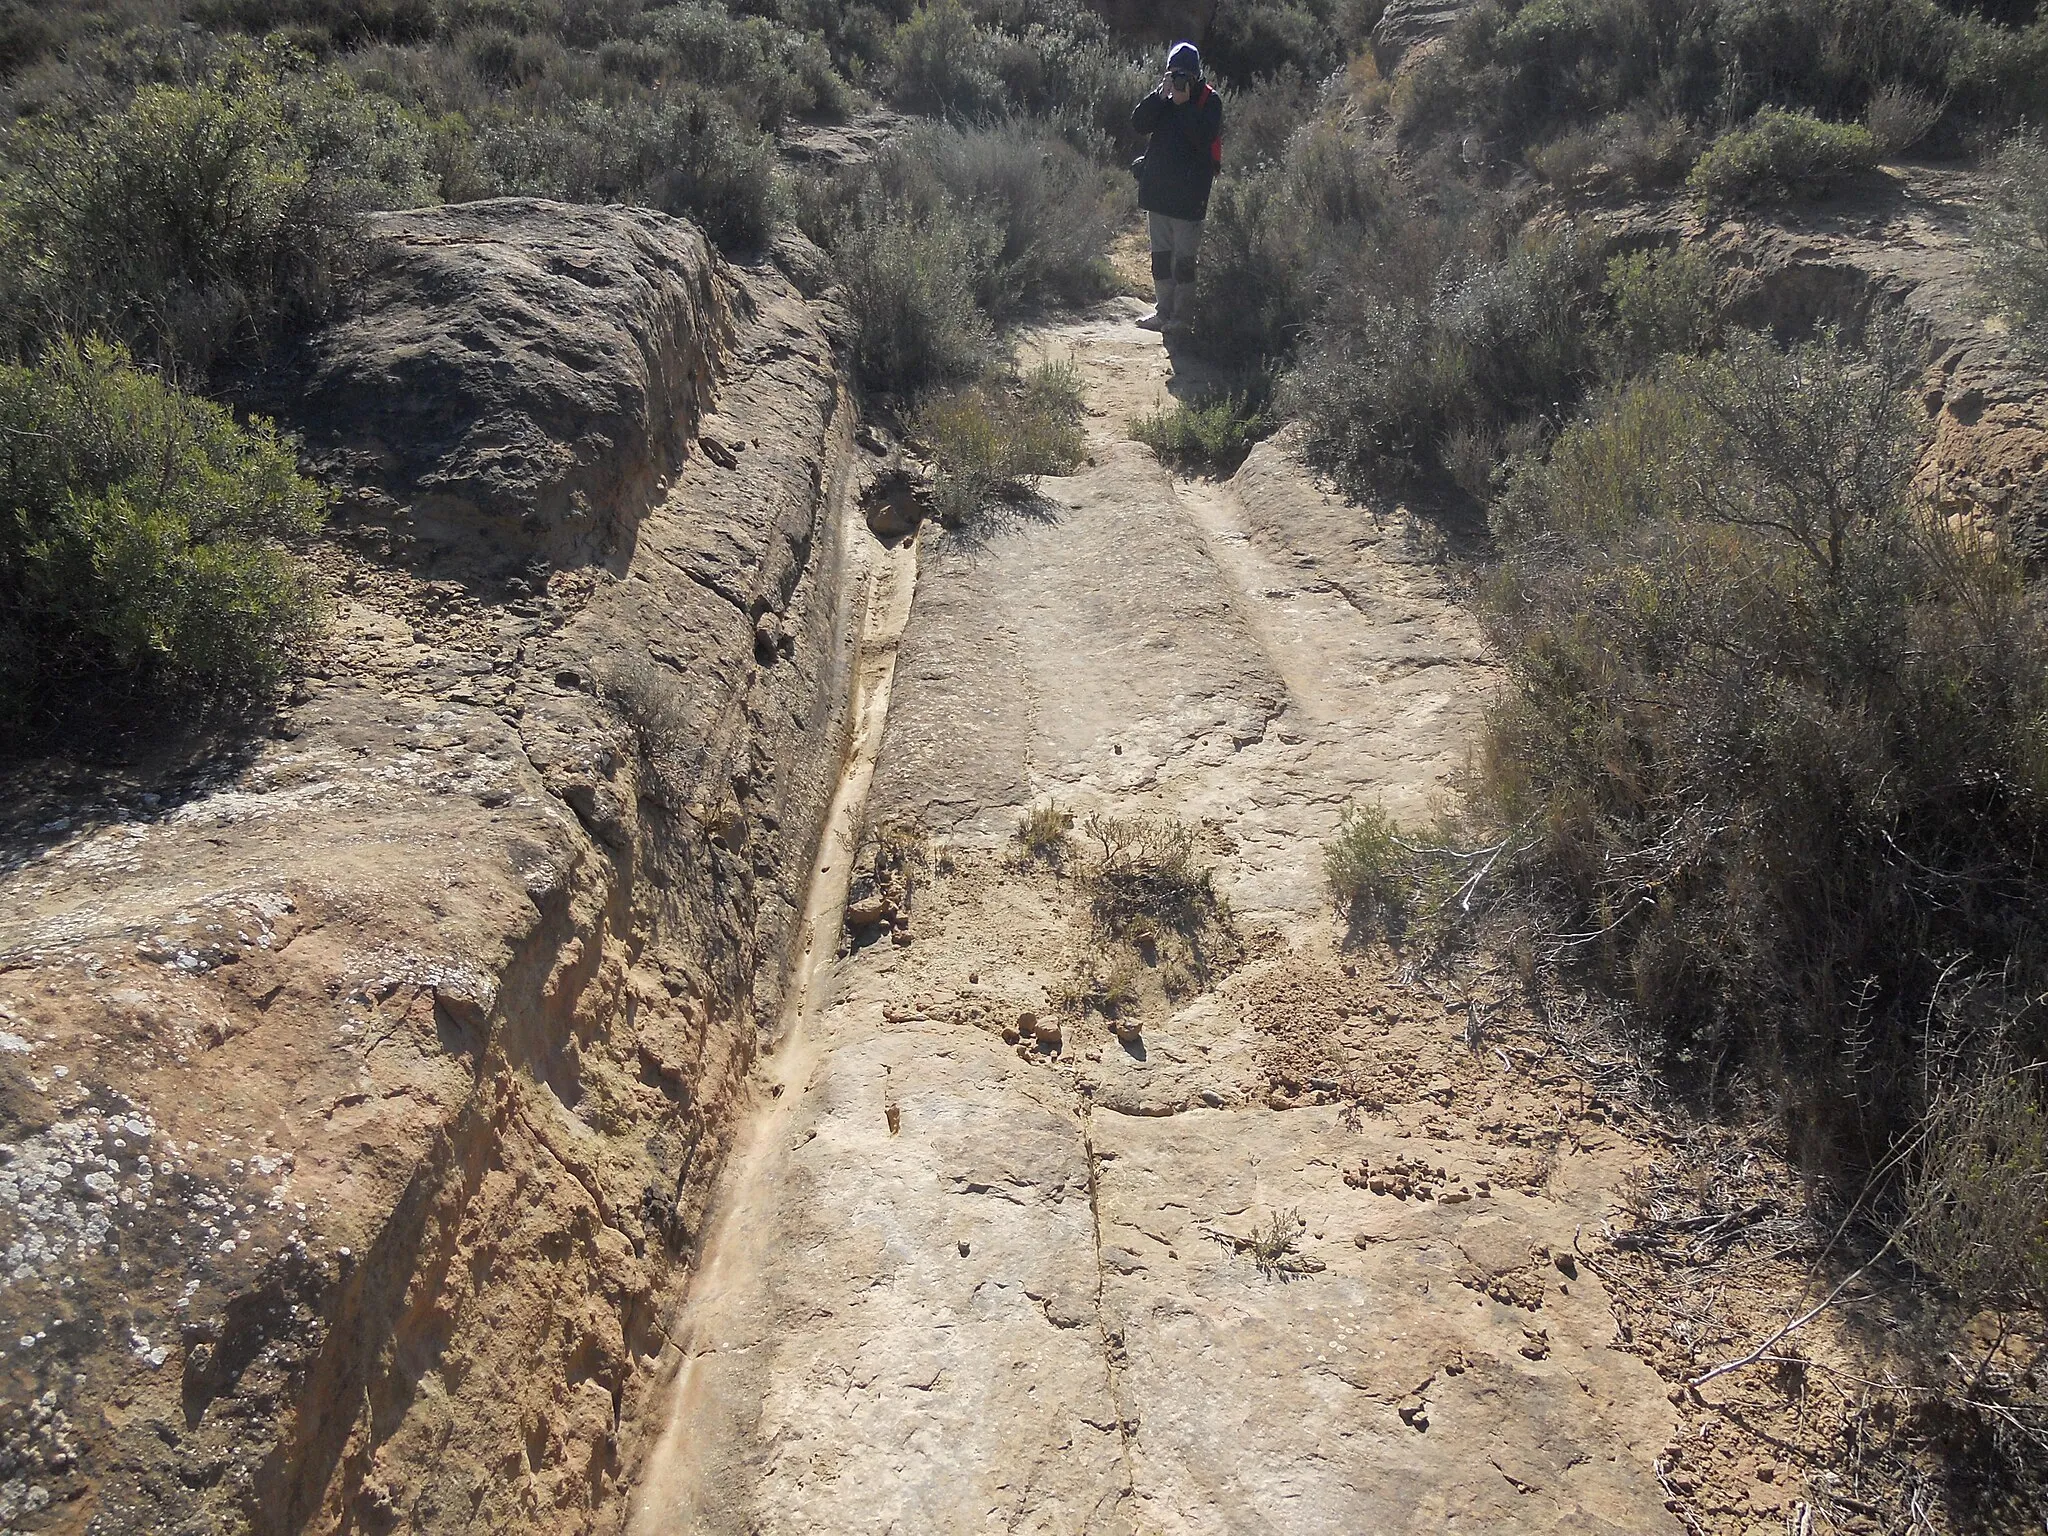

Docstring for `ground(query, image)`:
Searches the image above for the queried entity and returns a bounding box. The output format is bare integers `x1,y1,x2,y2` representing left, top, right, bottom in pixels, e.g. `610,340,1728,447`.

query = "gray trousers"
1148,211,1204,318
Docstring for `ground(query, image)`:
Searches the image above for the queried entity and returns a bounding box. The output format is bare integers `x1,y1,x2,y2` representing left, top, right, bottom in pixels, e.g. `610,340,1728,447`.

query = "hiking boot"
1137,275,1173,331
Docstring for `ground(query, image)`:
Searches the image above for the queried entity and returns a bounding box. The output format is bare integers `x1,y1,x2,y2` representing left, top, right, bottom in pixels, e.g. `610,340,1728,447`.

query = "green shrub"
1184,119,1401,370
1289,228,1604,498
1477,317,2048,1181
1685,108,1878,213
1716,0,1959,120
1480,0,1710,137
914,357,1085,524
835,211,995,394
1945,14,2048,128
1973,130,2048,365
1599,245,1722,379
0,339,330,747
1324,802,1413,934
0,47,435,373
888,0,1003,118
1488,371,1703,544
900,122,1121,316
1130,391,1274,475
0,1,59,78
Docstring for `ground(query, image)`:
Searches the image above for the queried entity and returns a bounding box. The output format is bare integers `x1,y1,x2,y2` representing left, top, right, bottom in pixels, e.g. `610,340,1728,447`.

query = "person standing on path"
1131,42,1223,337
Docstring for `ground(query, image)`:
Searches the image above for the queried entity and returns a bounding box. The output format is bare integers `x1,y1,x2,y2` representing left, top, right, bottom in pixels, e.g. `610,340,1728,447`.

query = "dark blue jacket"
1132,83,1223,222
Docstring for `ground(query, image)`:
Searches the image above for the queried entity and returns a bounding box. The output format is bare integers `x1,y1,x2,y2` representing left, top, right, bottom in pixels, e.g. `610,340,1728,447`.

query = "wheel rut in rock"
628,298,1684,1534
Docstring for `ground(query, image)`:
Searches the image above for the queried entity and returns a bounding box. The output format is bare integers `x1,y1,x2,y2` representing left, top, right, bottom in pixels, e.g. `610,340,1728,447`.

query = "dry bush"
1249,1208,1310,1276
821,122,1122,394
1289,227,1604,499
1864,81,1941,153
1974,130,2048,365
835,214,996,397
900,122,1122,317
1903,1056,2048,1324
1477,313,2048,1181
1324,802,1413,934
1050,952,1143,1018
1531,111,1698,196
1078,811,1215,937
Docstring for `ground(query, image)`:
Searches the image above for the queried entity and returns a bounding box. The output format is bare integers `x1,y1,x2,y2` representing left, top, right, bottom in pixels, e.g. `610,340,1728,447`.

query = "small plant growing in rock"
915,358,1086,527
1251,1209,1308,1273
1016,801,1075,863
1324,803,1412,934
1079,812,1214,936
1205,1208,1327,1280
845,814,933,935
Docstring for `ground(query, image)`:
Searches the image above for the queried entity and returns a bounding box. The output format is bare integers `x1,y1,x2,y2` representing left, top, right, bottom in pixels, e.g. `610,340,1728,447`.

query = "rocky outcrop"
1372,0,1474,70
0,202,864,1534
1612,165,2048,562
253,199,732,577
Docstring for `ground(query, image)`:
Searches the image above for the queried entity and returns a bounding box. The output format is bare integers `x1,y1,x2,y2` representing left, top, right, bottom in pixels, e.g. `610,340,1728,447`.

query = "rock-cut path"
627,300,1685,1534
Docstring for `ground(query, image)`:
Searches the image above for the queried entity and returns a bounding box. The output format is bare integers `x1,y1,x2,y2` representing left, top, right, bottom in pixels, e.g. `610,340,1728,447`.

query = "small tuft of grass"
1130,391,1274,475
915,357,1087,527
1016,801,1075,863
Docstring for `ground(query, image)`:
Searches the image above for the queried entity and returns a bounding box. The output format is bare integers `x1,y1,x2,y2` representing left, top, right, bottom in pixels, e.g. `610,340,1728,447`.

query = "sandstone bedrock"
0,198,861,1536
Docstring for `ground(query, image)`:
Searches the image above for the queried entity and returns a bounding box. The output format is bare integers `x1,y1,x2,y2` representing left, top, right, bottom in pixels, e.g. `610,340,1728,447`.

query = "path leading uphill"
627,299,1686,1534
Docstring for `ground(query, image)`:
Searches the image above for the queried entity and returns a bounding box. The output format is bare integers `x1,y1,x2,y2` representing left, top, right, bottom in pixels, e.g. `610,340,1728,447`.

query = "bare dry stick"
1687,1233,1898,1390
